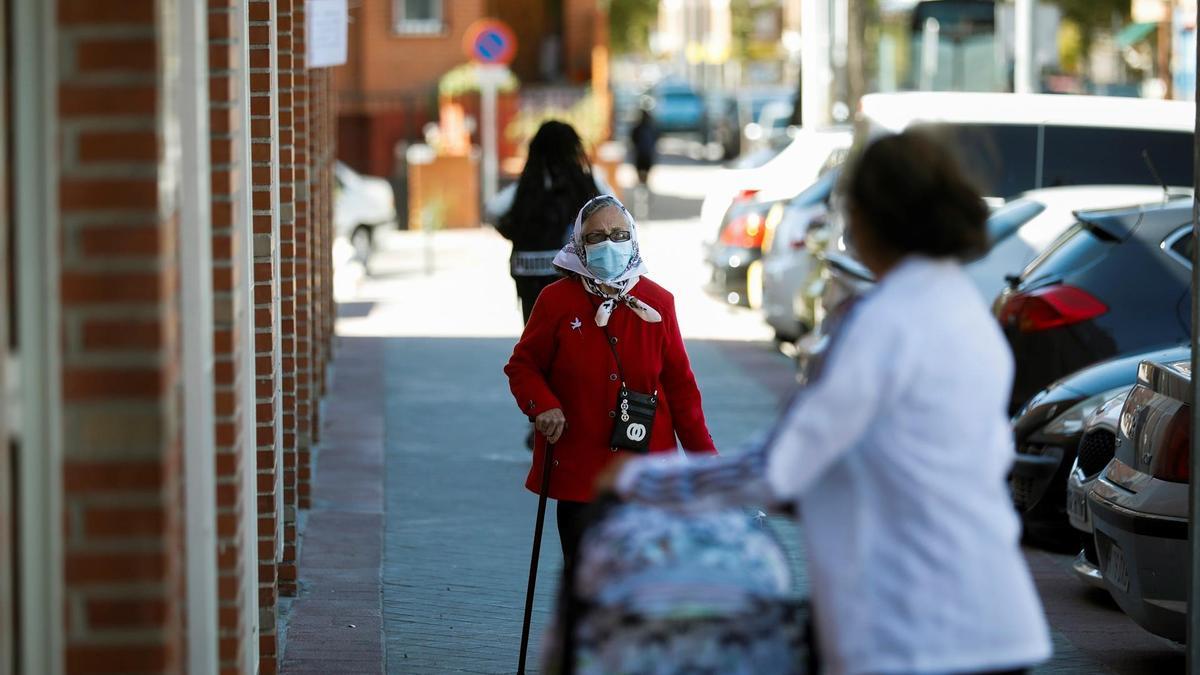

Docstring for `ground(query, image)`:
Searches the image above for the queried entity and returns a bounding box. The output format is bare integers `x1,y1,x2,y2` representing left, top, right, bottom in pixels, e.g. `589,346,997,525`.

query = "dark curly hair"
842,127,988,261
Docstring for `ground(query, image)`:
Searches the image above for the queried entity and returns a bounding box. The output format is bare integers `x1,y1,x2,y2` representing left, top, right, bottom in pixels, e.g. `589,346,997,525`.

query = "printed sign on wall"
307,0,348,69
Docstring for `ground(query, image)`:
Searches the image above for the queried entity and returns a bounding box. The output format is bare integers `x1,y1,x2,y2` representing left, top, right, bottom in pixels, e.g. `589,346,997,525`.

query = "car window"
936,123,1040,199
1168,228,1194,268
1021,221,1112,282
1041,127,1193,189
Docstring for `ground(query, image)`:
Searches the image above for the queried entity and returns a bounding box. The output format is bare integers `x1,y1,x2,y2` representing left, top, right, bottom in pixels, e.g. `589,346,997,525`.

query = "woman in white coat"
600,128,1052,675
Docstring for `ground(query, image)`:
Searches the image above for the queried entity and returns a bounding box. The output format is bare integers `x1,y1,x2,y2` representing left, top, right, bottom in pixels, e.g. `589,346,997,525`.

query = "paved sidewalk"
281,337,387,674
377,336,784,674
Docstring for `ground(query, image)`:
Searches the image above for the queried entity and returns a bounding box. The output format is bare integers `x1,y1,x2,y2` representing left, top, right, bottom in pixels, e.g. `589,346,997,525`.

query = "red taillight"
997,285,1108,333
720,211,766,248
1150,405,1191,483
735,189,760,202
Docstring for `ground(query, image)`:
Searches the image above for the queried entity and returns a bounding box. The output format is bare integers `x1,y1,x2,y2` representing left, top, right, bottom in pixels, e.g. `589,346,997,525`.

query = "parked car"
966,185,1179,302
704,196,784,306
1008,344,1188,546
648,80,706,138
335,161,398,267
707,88,795,159
697,127,853,242
742,98,797,155
995,198,1194,416
760,168,842,341
1067,386,1135,588
1089,357,1193,642
858,92,1195,200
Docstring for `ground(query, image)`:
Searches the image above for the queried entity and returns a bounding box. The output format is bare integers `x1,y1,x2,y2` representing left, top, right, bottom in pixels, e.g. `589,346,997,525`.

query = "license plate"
1102,538,1130,592
1067,491,1089,527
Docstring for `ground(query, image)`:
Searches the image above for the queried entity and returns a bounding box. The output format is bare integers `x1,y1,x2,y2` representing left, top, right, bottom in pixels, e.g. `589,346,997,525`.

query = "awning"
1116,21,1158,49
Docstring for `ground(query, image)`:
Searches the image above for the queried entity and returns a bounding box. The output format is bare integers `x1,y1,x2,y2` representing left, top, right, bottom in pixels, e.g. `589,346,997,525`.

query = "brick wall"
276,0,301,601
57,0,186,670
23,1,338,671
209,1,254,673
247,0,284,671
294,3,314,513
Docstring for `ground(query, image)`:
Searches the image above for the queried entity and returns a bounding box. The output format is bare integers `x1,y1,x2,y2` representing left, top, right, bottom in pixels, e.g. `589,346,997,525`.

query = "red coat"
505,277,717,502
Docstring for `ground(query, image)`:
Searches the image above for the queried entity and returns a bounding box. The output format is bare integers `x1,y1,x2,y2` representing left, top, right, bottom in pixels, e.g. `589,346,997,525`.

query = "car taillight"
997,285,1108,333
1149,405,1191,483
720,211,766,248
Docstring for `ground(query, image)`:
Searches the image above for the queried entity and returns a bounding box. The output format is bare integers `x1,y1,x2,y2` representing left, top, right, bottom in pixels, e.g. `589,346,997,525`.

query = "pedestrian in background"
600,129,1052,675
487,120,610,324
629,108,658,220
504,194,716,566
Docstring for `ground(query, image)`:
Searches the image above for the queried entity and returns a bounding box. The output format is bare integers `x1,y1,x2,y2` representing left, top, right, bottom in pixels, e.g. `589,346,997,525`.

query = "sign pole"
480,65,500,204
463,19,516,206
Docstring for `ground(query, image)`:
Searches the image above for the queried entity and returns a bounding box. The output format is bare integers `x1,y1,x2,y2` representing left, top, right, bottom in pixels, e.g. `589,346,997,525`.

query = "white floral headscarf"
552,195,662,326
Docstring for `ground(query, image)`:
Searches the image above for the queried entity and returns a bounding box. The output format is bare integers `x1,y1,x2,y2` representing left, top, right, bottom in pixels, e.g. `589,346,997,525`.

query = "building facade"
2,0,337,673
334,0,607,181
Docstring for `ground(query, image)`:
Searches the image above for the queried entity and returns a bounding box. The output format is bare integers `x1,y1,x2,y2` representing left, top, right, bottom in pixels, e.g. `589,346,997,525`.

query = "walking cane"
518,440,555,675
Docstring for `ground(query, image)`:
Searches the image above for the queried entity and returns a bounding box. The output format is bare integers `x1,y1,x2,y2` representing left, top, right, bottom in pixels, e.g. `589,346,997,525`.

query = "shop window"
394,0,443,36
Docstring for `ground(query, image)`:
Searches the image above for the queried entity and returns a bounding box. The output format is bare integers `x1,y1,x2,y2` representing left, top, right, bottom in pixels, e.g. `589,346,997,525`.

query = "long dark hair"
503,121,598,247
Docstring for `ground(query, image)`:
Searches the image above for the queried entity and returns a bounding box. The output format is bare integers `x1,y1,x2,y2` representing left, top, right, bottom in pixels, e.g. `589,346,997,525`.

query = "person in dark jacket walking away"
490,121,606,324
629,109,658,220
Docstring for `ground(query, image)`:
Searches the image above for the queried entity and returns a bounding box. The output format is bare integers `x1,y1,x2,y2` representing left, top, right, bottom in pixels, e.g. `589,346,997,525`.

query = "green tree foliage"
609,0,659,54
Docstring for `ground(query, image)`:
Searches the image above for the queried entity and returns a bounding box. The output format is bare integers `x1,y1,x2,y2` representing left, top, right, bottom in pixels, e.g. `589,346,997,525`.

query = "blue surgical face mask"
585,240,634,281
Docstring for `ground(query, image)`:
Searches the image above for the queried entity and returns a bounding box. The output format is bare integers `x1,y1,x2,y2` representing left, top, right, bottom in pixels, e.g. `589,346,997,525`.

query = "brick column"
57,1,185,670
247,1,283,671
321,71,336,392
209,1,255,673
293,1,315,512
275,0,301,600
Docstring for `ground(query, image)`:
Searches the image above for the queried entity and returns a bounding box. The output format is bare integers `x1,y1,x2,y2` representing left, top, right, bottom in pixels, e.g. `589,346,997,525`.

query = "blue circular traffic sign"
464,19,517,66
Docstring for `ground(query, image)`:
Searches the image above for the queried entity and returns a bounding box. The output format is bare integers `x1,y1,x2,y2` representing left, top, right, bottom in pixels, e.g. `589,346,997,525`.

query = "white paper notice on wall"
307,0,348,68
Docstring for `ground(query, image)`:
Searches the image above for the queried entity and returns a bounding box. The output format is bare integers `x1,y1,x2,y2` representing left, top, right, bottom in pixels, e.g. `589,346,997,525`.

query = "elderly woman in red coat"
504,194,716,562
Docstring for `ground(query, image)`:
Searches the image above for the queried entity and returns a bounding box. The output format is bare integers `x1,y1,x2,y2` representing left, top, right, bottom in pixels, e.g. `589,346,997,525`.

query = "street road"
330,154,1183,674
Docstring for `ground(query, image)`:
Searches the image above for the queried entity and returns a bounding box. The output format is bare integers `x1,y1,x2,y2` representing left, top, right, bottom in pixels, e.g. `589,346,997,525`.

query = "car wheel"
351,225,373,269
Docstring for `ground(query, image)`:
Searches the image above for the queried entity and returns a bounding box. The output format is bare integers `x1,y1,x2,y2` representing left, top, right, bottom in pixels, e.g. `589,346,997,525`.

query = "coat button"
609,410,616,418
553,460,559,467
609,373,618,381
611,447,618,453
610,336,618,345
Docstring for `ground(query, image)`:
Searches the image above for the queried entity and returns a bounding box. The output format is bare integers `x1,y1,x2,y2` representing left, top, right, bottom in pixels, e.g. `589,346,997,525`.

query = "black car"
994,198,1193,416
1008,343,1189,545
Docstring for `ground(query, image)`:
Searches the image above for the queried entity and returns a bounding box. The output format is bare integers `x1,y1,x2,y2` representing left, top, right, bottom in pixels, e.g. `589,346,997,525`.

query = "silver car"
1089,358,1191,642
760,169,840,341
1065,387,1131,587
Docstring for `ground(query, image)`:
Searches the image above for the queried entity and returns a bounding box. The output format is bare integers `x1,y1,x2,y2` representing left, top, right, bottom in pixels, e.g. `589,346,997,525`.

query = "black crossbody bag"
603,326,657,453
